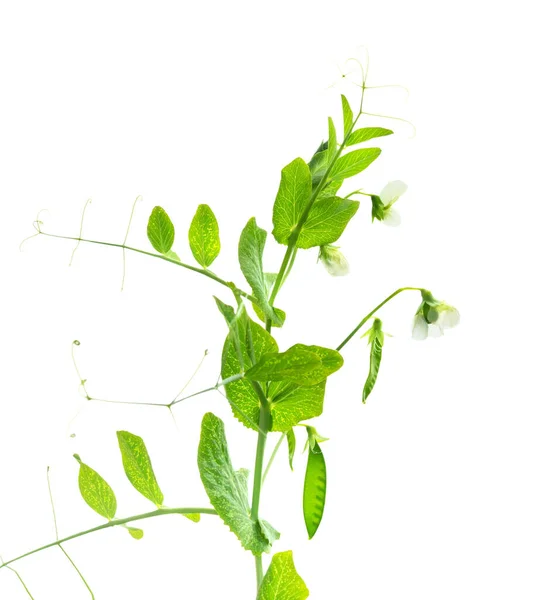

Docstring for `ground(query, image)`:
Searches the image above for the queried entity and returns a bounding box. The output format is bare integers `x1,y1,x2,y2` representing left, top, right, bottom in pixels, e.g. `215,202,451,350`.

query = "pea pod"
303,441,327,540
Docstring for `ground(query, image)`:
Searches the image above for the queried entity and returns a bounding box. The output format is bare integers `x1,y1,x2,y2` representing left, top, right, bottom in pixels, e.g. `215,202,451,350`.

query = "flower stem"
336,287,422,351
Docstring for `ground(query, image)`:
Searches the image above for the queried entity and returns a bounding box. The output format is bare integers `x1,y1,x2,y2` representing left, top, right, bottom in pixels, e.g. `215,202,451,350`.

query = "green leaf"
268,380,326,432
238,218,282,326
330,148,381,181
74,454,117,520
222,319,278,430
303,441,327,540
183,513,201,523
345,127,393,146
147,206,175,254
296,197,360,249
287,429,296,471
116,431,164,508
249,344,343,387
272,158,312,245
126,526,144,540
188,204,220,268
253,302,286,328
214,296,248,369
164,249,181,262
328,117,337,158
198,413,279,555
245,346,322,384
257,551,310,600
363,337,383,402
308,148,330,190
341,95,353,136
317,179,343,200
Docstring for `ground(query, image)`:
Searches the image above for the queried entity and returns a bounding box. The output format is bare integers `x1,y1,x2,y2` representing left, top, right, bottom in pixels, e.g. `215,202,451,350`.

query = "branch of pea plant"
23,228,257,305
0,507,218,572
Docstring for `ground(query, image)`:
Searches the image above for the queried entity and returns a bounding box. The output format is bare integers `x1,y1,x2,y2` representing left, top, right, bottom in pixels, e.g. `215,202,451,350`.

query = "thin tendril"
170,349,209,404
71,340,90,400
19,210,49,250
58,545,95,599
69,198,92,266
46,467,59,539
361,111,416,137
120,195,142,292
4,565,35,598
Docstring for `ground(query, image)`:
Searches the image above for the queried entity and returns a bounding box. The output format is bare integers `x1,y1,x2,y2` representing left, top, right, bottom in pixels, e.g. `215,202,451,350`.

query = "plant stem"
262,432,286,485
255,555,264,591
336,287,422,351
36,231,256,303
0,507,217,571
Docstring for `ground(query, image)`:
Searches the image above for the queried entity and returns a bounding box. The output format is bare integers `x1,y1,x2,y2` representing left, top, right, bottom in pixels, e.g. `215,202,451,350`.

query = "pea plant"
2,65,459,599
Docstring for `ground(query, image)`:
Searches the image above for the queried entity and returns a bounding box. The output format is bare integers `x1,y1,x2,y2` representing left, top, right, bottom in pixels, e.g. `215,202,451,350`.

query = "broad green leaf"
214,296,248,369
250,344,343,387
116,431,164,507
126,526,144,540
341,94,353,136
296,197,360,249
268,380,326,432
188,204,220,268
222,319,278,429
363,337,383,402
183,513,201,523
330,148,381,181
272,158,312,245
303,441,327,540
147,206,175,254
245,346,322,384
287,429,296,471
74,454,117,520
345,127,393,147
238,218,282,326
257,551,309,600
198,412,279,555
327,117,337,158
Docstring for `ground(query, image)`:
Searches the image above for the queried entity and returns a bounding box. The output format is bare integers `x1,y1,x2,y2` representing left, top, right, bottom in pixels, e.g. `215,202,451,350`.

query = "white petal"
324,255,350,276
379,180,408,205
383,207,401,227
439,306,460,329
412,314,428,340
428,323,443,338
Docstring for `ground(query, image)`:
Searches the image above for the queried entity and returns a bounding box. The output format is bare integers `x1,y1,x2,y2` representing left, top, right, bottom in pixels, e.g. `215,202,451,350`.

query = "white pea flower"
372,180,408,226
318,245,350,276
412,290,460,341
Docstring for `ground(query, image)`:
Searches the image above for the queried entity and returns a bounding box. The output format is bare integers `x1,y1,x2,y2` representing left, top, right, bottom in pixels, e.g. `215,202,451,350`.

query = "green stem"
37,231,255,303
336,287,422,351
255,555,264,591
262,432,285,485
58,545,95,599
0,507,217,571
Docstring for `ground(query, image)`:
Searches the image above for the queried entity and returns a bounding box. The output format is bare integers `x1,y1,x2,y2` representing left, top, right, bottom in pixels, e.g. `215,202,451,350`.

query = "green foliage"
297,197,360,249
345,127,393,146
303,441,327,540
286,429,296,471
370,194,385,222
74,454,117,520
188,204,220,268
239,218,282,326
183,513,201,523
362,318,385,402
272,158,312,244
327,117,337,159
341,94,353,137
116,431,164,508
222,317,278,429
331,148,381,181
197,413,279,555
269,380,327,433
126,526,144,540
147,206,175,254
246,344,343,386
257,551,309,600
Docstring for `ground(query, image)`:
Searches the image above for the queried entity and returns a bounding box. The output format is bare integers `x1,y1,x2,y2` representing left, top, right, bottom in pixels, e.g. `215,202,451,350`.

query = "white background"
1,1,550,599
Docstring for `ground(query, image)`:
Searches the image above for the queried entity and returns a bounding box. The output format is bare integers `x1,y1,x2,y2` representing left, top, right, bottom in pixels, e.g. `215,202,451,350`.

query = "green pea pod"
363,337,383,402
303,441,327,540
287,428,296,471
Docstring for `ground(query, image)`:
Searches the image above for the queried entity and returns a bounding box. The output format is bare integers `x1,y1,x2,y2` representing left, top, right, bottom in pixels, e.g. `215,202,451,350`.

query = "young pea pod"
303,428,327,540
362,318,385,402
